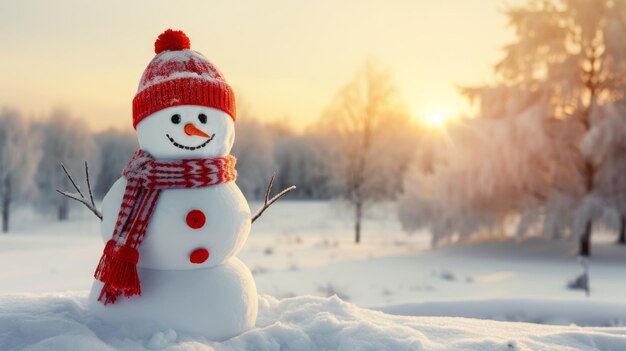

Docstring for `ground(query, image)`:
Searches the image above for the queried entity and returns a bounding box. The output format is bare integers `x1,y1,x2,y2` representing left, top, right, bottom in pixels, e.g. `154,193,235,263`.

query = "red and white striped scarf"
95,149,237,304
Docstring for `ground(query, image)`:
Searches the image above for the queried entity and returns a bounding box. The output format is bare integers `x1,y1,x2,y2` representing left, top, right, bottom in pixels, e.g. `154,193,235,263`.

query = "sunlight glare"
424,109,448,128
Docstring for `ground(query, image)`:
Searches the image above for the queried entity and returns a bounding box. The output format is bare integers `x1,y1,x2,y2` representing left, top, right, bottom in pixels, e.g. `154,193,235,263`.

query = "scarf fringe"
95,240,141,304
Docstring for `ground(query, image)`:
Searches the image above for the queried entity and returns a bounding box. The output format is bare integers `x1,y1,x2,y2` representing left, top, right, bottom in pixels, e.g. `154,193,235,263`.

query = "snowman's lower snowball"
88,257,258,340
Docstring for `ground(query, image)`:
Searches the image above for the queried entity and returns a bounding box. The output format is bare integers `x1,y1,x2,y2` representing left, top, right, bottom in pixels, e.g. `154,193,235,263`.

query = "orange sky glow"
0,0,513,131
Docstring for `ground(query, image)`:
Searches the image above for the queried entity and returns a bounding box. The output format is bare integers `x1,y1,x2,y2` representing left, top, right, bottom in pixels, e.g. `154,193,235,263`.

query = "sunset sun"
424,109,448,128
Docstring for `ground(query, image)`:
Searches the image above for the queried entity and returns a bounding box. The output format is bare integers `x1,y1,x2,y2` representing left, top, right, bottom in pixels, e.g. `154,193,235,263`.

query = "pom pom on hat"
133,29,236,128
154,29,191,54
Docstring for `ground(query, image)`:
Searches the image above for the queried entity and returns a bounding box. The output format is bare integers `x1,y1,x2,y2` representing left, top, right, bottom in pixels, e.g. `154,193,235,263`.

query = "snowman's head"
132,29,236,160
136,105,234,159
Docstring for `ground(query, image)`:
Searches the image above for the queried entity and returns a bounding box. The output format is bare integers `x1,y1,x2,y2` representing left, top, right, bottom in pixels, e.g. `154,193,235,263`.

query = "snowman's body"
88,102,258,340
97,178,251,270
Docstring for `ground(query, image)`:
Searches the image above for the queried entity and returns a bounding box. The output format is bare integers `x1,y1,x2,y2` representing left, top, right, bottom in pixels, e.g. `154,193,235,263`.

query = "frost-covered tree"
491,0,626,256
0,108,41,232
318,61,415,243
399,100,584,245
94,128,138,199
401,0,626,255
34,109,99,220
581,103,626,244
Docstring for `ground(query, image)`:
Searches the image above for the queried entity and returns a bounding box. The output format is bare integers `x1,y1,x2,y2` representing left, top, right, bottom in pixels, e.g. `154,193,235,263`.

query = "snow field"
2,202,626,349
2,293,626,351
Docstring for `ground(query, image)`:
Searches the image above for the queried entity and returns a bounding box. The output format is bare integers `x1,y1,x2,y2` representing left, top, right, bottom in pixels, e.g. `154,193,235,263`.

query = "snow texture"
2,293,626,351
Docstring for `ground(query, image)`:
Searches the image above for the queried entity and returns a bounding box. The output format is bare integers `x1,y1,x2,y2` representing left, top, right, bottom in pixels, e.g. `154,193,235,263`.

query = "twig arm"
57,162,103,220
85,162,96,209
60,163,85,199
57,189,103,220
251,174,296,224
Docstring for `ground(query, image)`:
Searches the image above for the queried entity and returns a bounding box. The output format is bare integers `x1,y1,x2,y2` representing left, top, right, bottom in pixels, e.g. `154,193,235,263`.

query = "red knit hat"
132,29,236,128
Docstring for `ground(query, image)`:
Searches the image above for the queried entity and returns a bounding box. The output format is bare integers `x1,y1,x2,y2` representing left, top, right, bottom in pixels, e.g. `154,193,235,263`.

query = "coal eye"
198,113,207,124
171,114,181,124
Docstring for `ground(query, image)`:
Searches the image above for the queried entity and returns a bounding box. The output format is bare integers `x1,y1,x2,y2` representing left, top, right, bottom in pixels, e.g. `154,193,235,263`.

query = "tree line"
4,0,626,258
0,62,419,237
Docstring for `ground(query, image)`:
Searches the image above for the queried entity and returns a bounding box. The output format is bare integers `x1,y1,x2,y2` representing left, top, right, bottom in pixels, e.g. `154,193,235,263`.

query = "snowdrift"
1,293,626,351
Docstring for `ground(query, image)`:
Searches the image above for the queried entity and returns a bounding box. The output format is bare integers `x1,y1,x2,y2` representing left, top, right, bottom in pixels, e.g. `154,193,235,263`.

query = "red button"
189,248,209,264
186,210,206,229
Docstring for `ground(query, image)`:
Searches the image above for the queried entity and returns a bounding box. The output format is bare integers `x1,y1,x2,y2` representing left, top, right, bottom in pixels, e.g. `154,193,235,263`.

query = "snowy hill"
2,292,626,351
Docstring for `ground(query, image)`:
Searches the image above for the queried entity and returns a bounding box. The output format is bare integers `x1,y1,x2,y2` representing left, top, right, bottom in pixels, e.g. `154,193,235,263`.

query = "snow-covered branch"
56,162,102,220
251,174,296,224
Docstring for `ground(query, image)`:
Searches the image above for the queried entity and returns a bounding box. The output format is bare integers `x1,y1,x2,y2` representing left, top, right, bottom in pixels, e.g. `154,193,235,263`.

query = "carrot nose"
184,123,209,138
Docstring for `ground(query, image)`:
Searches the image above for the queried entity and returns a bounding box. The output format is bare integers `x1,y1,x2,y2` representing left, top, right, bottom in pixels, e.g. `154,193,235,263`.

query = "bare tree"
318,61,414,243
0,107,41,232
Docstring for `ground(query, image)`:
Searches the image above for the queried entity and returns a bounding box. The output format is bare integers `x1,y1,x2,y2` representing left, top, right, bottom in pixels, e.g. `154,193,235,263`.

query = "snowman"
65,29,292,340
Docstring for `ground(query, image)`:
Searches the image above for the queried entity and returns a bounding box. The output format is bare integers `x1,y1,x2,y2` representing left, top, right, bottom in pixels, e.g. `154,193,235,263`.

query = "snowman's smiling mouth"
165,133,215,150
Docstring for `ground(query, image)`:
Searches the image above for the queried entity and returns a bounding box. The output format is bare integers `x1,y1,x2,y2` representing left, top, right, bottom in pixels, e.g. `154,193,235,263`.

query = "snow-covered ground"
2,201,626,350
3,293,626,351
3,201,625,307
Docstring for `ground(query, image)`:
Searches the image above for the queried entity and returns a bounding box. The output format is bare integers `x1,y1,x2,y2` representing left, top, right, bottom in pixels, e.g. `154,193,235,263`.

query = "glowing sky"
0,0,512,130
